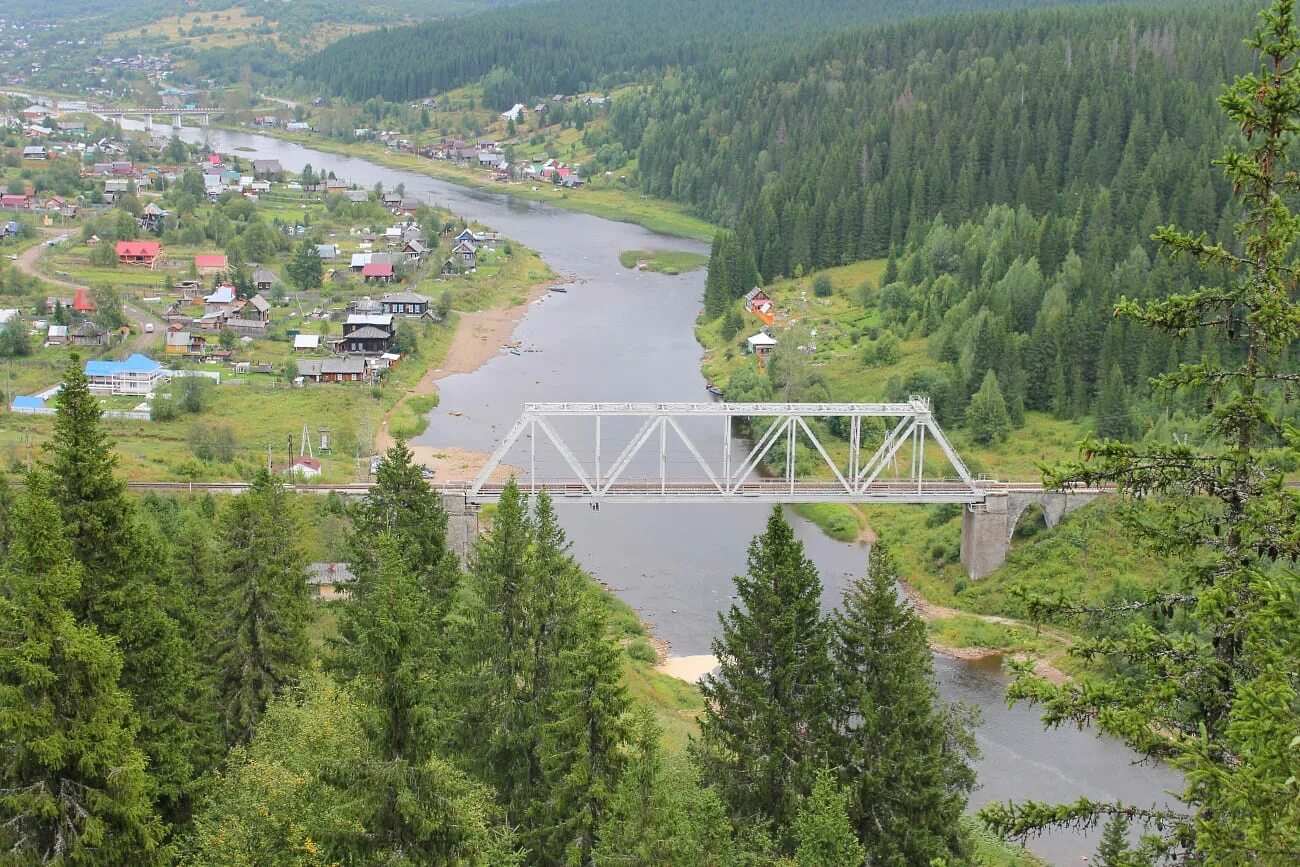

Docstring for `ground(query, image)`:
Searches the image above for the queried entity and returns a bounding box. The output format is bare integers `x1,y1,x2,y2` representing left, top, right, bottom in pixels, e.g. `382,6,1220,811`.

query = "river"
133,120,1179,864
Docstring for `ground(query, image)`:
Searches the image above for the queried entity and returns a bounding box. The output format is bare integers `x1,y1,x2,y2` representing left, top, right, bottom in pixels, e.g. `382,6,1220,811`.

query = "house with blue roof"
10,395,46,412
85,354,166,395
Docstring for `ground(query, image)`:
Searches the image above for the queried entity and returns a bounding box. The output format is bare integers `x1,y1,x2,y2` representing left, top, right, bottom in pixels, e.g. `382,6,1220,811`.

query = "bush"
189,422,237,463
812,274,832,297
626,638,658,664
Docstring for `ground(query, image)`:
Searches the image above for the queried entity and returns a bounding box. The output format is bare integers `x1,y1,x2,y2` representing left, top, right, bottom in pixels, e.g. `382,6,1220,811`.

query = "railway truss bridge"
466,399,1107,578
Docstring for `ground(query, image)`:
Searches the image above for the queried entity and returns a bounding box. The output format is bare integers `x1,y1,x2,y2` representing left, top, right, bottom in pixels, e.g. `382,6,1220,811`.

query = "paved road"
14,229,164,354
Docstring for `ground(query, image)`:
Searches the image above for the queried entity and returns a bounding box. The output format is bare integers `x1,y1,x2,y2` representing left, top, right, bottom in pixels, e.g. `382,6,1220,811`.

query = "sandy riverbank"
376,279,562,479
657,654,719,684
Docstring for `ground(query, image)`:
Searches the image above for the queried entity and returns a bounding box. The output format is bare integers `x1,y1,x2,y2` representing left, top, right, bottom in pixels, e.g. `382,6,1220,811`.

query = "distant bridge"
92,106,217,126
121,399,1112,578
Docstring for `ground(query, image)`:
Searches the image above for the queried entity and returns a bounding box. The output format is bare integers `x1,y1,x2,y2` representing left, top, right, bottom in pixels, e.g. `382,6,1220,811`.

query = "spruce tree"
792,769,866,867
831,542,977,864
1093,364,1135,441
213,469,312,746
42,355,199,820
0,475,165,864
1095,813,1142,867
348,438,459,618
965,369,1011,444
594,710,739,866
461,478,537,824
536,596,631,865
694,507,834,847
336,534,510,862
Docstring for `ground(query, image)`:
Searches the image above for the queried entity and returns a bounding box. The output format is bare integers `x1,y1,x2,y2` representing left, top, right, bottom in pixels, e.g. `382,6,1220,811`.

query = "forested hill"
296,0,1130,104
616,1,1252,266
679,1,1284,446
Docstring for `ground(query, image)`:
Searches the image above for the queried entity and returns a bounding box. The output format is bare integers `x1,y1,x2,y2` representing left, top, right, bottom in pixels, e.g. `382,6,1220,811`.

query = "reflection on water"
131,120,1181,865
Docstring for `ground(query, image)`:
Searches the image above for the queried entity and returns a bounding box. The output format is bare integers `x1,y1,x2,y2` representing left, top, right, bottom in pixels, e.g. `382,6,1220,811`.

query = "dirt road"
14,230,163,354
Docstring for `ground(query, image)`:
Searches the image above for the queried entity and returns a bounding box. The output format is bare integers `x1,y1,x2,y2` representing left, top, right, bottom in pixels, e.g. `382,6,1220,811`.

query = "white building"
84,354,166,395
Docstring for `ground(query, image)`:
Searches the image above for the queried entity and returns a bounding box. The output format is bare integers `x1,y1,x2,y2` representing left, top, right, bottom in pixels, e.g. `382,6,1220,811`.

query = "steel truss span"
469,398,986,504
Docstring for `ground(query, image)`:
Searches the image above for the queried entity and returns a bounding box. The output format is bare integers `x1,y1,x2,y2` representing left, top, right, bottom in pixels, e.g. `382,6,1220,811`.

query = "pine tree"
213,469,311,746
0,475,165,864
42,355,199,819
792,769,866,867
831,542,977,864
694,507,834,847
965,369,1011,444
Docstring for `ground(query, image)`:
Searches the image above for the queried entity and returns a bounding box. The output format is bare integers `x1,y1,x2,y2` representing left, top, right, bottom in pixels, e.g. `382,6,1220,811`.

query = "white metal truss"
469,398,986,504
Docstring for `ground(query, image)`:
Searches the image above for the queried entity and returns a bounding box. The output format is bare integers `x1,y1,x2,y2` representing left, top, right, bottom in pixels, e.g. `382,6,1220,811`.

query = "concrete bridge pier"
960,494,1010,580
441,492,479,566
960,490,1103,579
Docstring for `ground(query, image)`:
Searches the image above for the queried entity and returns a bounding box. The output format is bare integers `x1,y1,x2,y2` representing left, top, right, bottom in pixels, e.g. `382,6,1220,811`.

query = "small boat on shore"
706,384,724,397
510,348,522,356
549,284,568,293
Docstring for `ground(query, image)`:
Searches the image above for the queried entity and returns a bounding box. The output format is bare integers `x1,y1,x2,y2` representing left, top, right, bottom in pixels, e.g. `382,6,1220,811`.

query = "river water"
137,121,1179,864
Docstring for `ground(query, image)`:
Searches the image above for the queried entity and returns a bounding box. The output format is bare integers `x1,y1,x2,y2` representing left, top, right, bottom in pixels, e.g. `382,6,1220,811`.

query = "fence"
10,404,151,420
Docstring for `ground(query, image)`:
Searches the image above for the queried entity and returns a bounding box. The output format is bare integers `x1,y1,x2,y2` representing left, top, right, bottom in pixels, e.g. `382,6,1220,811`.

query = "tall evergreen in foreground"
0,476,164,864
42,355,200,821
695,507,834,848
336,535,518,863
212,469,312,747
831,542,977,865
984,1,1300,860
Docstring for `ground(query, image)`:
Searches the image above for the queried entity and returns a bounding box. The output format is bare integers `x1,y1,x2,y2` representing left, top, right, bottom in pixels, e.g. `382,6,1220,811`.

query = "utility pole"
287,435,293,478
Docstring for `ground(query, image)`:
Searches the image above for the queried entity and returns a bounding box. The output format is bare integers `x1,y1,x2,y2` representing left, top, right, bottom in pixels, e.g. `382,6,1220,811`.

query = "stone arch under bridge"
959,489,1105,579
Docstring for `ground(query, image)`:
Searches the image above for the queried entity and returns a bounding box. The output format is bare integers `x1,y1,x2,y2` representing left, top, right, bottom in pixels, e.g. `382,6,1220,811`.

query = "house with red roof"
72,288,95,314
116,240,162,267
362,262,394,284
1,194,30,210
194,254,227,275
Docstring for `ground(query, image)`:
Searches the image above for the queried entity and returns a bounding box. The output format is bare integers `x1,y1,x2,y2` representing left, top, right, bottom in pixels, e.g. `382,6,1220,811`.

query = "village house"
315,243,338,260
244,294,271,322
72,288,95,315
116,240,161,267
164,330,206,355
251,159,282,179
341,313,394,355
362,262,394,284
454,228,480,247
501,104,525,122
252,269,277,293
203,283,238,316
744,287,776,325
380,290,432,318
307,562,355,600
85,354,164,395
283,455,322,477
401,239,427,262
1,194,31,210
293,333,321,352
746,331,777,357
45,324,68,345
139,202,166,231
22,145,46,161
69,320,106,347
451,240,477,268
297,357,368,382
